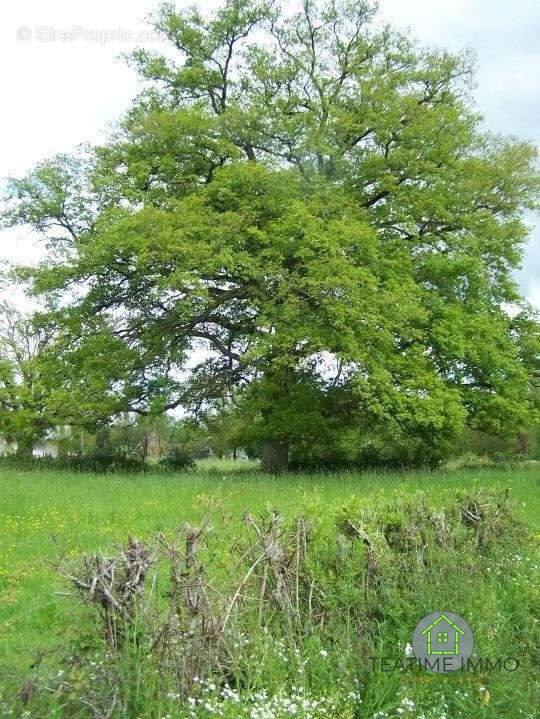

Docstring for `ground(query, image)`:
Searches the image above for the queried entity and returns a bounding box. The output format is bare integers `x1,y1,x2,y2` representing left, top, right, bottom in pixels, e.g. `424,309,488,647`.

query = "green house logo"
421,613,464,655
412,611,474,672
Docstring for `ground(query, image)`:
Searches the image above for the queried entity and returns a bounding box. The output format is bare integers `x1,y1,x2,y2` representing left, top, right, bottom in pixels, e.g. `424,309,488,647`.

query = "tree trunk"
16,438,34,458
261,439,289,473
517,433,529,455
96,426,111,451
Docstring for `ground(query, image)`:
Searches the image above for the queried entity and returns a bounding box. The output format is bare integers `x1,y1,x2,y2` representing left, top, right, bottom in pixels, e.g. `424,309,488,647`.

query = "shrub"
159,446,195,471
0,450,150,473
9,489,533,718
289,434,444,471
443,452,495,471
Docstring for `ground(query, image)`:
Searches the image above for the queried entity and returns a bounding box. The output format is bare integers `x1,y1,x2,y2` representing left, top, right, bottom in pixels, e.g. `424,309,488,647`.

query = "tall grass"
0,464,538,718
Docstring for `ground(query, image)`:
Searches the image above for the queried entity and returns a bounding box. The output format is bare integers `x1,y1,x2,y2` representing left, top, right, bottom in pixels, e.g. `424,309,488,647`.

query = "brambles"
457,488,526,548
6,487,533,717
159,447,196,471
60,538,154,647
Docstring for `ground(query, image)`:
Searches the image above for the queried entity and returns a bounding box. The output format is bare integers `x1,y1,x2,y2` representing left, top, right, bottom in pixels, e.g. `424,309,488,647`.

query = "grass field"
1,463,539,718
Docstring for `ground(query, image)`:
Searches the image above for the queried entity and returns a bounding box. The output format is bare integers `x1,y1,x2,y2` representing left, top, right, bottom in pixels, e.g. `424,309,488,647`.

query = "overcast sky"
1,0,538,307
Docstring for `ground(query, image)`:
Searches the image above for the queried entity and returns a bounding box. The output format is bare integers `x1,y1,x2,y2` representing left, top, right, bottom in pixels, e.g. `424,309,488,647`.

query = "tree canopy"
2,0,539,470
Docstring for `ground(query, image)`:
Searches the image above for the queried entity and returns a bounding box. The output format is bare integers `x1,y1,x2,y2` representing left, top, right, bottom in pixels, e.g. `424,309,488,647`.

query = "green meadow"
1,463,539,718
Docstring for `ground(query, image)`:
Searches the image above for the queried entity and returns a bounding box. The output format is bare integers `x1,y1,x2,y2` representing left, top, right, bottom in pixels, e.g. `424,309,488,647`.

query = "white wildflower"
401,697,415,711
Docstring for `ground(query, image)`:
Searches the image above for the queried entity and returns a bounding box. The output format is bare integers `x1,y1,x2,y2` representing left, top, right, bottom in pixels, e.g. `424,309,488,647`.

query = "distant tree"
203,406,246,459
92,413,176,459
138,414,174,457
0,303,55,456
50,425,96,457
0,297,148,455
3,0,539,471
169,418,210,458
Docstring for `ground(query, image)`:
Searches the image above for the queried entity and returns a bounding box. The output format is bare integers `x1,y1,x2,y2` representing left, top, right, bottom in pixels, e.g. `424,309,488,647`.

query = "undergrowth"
1,487,537,718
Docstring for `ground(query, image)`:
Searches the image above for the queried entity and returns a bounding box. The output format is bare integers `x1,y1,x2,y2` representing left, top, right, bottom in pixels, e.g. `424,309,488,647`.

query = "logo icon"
16,26,32,42
412,611,474,672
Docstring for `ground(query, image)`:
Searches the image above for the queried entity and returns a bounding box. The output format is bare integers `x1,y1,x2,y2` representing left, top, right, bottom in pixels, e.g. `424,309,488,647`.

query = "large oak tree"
3,0,539,470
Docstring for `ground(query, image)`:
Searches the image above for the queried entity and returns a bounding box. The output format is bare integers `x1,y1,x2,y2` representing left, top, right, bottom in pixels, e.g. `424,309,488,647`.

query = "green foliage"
0,450,150,474
169,417,211,458
2,0,539,468
289,421,454,470
76,447,150,473
53,426,96,458
0,302,60,454
202,408,245,457
159,445,196,471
